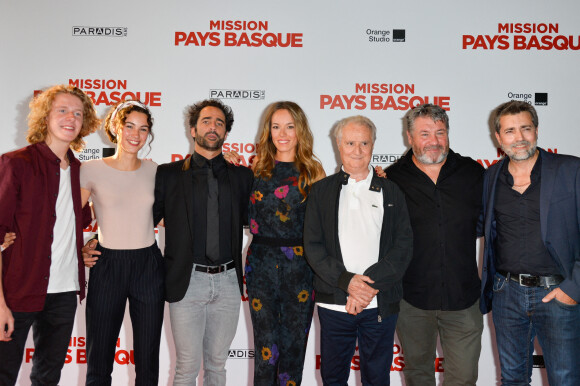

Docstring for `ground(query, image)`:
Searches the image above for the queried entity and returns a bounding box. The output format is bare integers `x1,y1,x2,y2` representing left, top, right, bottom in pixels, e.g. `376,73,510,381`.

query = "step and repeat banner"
2,0,579,384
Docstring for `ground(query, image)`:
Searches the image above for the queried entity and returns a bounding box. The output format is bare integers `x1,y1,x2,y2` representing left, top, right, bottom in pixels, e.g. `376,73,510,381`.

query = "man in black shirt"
386,104,484,386
153,99,253,385
480,101,580,385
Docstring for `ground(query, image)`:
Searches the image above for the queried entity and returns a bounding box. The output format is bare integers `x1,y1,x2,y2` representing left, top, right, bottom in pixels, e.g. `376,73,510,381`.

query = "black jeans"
0,291,77,386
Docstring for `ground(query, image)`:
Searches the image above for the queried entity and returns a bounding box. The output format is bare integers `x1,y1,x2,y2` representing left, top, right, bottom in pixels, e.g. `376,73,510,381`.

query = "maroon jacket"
0,142,91,312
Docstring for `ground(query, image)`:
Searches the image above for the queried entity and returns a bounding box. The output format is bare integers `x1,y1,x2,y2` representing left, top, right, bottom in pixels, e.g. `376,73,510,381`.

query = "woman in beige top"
80,100,164,386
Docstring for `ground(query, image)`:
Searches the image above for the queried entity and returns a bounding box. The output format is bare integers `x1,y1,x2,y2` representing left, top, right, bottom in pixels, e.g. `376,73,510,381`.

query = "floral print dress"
246,161,314,386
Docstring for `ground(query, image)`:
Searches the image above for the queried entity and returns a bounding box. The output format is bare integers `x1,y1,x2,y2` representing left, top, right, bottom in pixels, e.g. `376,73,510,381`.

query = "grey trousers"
396,299,483,386
169,267,240,386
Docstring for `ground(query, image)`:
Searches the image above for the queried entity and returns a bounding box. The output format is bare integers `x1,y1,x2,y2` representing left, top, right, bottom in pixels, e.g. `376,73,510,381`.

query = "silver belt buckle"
519,274,539,287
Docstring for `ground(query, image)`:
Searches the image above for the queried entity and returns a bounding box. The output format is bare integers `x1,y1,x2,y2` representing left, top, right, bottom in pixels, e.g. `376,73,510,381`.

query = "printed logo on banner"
78,147,115,162
535,93,548,106
320,83,450,111
462,22,580,50
477,147,558,169
228,349,255,359
172,142,258,167
372,154,402,168
72,26,127,37
365,29,405,43
393,29,406,42
25,337,87,364
102,148,116,157
504,91,548,106
315,344,407,372
209,89,265,100
175,20,303,47
68,79,162,107
30,337,140,366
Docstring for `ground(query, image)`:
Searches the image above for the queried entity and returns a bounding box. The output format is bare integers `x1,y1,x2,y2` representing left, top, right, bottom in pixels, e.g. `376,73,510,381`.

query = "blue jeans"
492,272,580,385
318,306,397,386
169,266,240,386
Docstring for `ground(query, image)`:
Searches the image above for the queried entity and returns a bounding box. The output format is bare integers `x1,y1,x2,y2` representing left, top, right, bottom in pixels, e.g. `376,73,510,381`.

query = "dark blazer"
153,155,253,302
480,148,580,313
304,169,413,318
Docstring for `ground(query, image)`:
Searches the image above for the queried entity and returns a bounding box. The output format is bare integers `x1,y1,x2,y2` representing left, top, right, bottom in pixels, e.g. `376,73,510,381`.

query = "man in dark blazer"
480,101,580,385
153,99,253,386
304,115,413,386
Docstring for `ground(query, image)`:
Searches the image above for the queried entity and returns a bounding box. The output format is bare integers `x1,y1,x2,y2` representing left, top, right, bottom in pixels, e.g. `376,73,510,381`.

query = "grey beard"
416,148,448,164
503,141,537,161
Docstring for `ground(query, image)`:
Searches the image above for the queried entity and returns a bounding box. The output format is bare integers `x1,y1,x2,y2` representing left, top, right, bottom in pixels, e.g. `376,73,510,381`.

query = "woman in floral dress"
246,102,325,385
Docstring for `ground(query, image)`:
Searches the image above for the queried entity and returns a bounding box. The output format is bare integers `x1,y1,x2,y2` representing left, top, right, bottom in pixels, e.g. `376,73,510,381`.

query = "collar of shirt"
500,152,542,186
341,165,373,189
400,148,458,182
192,152,226,172
37,142,79,168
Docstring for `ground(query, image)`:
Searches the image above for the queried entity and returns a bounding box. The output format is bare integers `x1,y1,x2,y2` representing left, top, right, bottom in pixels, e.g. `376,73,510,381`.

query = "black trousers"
0,291,77,386
85,242,165,386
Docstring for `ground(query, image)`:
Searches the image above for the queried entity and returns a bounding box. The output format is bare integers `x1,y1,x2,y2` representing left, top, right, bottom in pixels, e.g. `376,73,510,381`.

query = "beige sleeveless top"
80,159,157,249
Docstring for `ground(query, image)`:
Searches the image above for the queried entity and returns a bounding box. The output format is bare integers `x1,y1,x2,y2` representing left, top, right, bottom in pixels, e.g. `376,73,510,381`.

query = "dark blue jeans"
318,306,397,386
492,272,580,385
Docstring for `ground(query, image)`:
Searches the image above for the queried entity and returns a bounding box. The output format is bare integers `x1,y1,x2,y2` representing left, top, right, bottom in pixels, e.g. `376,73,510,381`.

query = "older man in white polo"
304,115,413,386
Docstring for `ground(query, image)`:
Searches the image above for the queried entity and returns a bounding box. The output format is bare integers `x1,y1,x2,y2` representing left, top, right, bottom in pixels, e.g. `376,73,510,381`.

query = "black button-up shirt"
386,149,484,310
191,152,232,265
494,156,559,275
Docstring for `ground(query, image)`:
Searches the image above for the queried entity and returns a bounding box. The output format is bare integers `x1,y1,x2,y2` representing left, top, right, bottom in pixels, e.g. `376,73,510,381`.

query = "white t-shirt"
47,166,79,293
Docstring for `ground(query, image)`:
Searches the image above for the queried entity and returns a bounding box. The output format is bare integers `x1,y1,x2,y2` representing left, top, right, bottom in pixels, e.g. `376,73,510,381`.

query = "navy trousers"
318,306,397,386
85,243,164,386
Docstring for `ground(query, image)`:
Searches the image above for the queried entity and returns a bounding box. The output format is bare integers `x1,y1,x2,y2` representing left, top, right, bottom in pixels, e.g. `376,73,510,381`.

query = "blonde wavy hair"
253,101,325,199
26,85,100,152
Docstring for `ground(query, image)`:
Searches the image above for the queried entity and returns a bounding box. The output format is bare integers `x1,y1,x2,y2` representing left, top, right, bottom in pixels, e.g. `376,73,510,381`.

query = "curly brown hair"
253,101,325,200
186,99,234,132
26,85,100,152
103,100,154,144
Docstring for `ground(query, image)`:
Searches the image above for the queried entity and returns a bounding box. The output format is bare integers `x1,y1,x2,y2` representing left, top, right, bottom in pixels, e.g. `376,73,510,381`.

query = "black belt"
251,235,302,247
194,261,235,274
498,270,564,288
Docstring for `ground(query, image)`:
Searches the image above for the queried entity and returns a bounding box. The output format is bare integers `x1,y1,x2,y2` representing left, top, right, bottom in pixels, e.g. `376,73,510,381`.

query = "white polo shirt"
318,166,384,312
